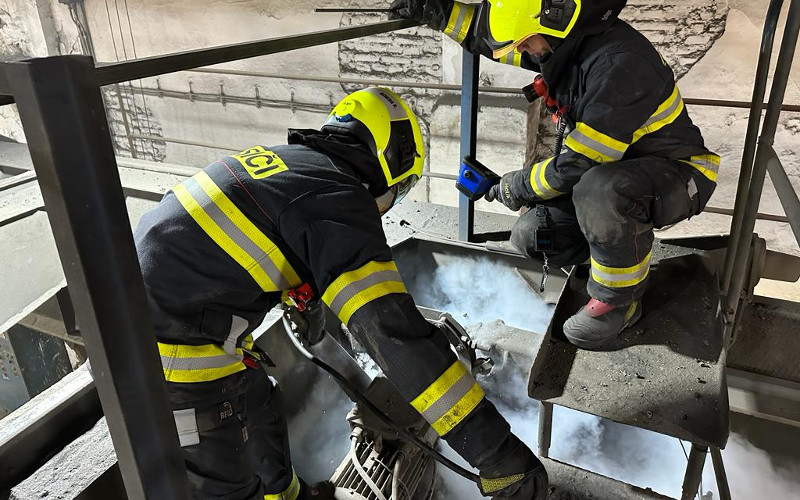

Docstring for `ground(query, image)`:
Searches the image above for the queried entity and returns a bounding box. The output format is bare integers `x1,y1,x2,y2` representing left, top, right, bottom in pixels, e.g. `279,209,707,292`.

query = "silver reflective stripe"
173,408,200,447
530,159,561,198
184,178,292,290
223,315,249,356
328,269,403,316
642,88,683,128
503,52,514,65
591,254,652,287
161,353,241,372
419,370,476,425
568,129,625,161
453,5,469,43
690,157,719,174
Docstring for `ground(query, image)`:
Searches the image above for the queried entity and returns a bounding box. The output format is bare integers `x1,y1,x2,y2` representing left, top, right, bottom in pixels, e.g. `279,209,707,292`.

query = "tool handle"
281,310,482,483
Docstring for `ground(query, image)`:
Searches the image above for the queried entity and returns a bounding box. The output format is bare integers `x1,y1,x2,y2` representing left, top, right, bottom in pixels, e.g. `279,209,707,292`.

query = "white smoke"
425,256,800,500
287,371,353,482
286,254,800,499
413,257,552,333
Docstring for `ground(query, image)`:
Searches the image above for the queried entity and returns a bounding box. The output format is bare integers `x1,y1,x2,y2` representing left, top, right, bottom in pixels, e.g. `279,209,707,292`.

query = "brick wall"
104,87,167,162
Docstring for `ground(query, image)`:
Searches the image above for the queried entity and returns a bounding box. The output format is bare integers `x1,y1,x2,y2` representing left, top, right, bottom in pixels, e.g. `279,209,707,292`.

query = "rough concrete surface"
0,364,91,446
10,417,116,500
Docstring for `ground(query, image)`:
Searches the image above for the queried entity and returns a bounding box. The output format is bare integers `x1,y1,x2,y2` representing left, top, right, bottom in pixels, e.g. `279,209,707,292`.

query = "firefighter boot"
479,438,549,499
563,299,642,349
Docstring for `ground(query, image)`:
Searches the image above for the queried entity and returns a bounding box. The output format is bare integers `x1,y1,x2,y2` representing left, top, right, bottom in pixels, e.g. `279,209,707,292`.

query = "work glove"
485,172,527,212
287,301,327,346
389,0,452,31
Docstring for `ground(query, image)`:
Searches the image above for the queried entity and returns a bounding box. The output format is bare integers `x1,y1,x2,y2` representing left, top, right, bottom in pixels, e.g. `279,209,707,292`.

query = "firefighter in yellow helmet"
391,0,719,349
134,87,546,499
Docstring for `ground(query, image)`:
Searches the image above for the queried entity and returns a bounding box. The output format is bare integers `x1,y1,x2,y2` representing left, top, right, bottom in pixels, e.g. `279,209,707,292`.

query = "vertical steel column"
537,401,553,458
723,0,800,341
458,51,479,242
710,447,732,500
680,444,709,500
721,0,784,296
6,55,189,499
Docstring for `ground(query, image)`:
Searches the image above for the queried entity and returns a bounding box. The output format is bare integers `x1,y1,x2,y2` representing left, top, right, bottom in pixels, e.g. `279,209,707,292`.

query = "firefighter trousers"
166,367,298,500
511,157,716,306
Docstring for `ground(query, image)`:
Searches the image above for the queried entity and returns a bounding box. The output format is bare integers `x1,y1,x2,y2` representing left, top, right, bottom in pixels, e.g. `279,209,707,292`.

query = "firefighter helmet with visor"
481,0,626,59
322,87,424,211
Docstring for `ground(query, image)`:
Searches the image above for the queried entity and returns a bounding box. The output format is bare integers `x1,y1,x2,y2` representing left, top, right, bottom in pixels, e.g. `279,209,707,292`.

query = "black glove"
485,172,526,212
389,0,452,31
288,301,326,346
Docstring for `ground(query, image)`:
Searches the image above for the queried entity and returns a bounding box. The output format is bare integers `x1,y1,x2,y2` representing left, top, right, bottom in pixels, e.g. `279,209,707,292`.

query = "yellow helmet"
322,87,424,205
482,0,626,59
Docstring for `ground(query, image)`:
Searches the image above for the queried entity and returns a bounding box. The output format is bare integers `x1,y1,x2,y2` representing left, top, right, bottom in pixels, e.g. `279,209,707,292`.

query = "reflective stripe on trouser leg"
410,360,485,436
264,470,300,500
590,250,652,289
322,260,408,326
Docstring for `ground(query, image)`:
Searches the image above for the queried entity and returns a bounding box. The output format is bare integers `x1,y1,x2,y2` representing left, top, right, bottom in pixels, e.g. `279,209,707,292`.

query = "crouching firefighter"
134,87,547,499
391,0,719,349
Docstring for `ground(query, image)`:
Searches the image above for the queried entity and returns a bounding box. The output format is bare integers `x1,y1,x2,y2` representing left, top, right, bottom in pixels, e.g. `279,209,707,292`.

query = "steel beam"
680,444,709,500
710,447,732,500
723,0,799,342
721,0,784,296
5,55,189,499
764,145,800,247
537,401,553,458
0,20,418,103
458,51,479,242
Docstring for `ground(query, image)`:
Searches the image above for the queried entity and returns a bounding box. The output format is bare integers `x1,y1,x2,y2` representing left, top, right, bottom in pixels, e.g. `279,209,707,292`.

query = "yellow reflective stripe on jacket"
172,171,302,292
444,2,475,44
158,342,247,383
680,154,720,183
410,360,485,436
632,84,685,143
501,50,522,67
529,157,563,200
590,250,652,289
565,122,628,163
322,260,407,326
264,470,300,500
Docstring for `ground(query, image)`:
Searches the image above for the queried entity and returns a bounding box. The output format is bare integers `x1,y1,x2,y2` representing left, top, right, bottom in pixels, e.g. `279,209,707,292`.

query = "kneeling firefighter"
135,87,547,499
391,0,719,349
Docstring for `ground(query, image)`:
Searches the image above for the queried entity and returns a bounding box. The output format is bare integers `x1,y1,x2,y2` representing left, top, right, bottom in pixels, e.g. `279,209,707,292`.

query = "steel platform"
529,243,729,448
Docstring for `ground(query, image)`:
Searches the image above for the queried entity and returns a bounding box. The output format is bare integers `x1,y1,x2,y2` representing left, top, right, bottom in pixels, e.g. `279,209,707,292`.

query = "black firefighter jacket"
442,1,720,202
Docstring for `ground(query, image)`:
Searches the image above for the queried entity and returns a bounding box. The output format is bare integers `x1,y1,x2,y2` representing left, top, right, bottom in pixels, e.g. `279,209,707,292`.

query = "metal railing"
721,0,800,345
0,19,418,499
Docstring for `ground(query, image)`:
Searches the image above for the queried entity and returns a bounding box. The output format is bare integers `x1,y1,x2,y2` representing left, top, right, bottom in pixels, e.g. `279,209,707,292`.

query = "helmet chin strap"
375,186,398,215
